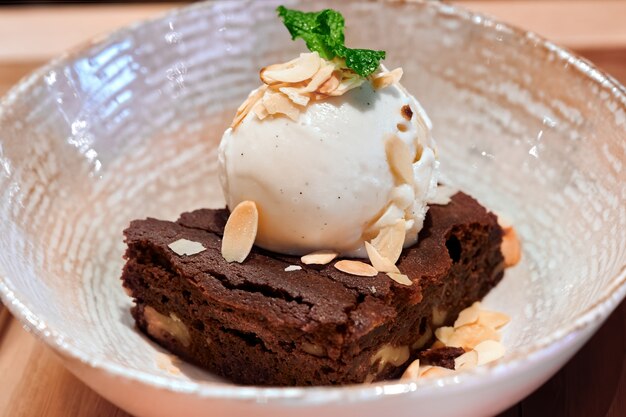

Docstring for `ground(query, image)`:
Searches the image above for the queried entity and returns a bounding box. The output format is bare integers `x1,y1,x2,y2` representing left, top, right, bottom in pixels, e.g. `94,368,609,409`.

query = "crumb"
285,265,302,272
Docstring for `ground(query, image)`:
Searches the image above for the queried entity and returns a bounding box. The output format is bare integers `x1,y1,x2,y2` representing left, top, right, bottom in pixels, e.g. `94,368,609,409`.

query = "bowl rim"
1,0,625,404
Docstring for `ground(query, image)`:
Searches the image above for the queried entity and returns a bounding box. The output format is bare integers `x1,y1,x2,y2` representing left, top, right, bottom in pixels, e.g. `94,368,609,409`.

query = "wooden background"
0,2,625,416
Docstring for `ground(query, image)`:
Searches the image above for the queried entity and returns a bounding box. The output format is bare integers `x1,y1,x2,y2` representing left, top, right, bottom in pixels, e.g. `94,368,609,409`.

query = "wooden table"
1,2,625,416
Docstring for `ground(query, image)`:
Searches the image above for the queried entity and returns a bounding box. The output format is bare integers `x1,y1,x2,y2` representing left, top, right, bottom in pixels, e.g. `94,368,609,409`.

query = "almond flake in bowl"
403,302,510,380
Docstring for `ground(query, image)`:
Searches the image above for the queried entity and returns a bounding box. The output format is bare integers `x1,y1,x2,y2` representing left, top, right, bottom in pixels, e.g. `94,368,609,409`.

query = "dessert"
121,6,520,386
123,192,504,385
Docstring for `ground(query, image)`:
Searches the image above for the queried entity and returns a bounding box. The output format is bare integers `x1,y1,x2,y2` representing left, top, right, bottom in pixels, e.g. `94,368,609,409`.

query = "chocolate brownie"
417,347,466,370
122,192,504,386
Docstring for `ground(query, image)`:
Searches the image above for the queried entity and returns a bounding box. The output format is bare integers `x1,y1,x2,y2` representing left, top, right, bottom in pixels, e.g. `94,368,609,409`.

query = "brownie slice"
122,192,504,386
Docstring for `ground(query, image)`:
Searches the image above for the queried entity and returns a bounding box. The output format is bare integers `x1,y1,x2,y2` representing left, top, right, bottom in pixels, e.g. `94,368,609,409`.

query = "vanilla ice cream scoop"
218,69,438,257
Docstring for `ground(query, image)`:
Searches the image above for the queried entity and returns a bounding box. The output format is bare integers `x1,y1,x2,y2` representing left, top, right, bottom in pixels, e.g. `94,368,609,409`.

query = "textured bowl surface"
1,1,625,416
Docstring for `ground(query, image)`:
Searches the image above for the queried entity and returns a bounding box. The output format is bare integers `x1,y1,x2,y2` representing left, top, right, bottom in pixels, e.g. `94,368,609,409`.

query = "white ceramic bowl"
1,1,625,416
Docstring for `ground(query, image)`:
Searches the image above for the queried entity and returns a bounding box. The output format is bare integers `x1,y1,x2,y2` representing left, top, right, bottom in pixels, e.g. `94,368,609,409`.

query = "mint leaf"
276,6,343,59
344,49,386,78
276,6,385,77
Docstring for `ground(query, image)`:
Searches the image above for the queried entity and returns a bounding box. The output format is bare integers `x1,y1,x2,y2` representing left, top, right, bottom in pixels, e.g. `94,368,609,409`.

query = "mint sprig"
276,6,385,77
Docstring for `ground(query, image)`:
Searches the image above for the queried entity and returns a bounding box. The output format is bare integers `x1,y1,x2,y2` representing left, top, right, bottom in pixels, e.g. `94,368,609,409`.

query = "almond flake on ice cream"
300,63,337,93
385,135,415,185
230,85,267,128
260,52,322,84
371,67,403,90
279,86,311,106
262,89,301,121
317,70,342,94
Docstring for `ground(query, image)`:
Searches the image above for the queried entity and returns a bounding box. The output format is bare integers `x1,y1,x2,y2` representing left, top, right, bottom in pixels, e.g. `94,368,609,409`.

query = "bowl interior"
0,0,625,393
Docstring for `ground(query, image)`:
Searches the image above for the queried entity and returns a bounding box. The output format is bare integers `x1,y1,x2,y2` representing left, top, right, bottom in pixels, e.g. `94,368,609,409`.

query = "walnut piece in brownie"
121,192,504,386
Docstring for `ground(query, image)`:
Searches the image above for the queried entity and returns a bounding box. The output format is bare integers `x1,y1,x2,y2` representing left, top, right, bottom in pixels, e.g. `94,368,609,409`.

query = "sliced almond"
334,260,378,277
430,340,446,349
429,184,458,206
326,72,365,96
371,67,403,90
260,52,321,84
413,143,424,163
478,310,511,330
390,184,415,210
308,92,332,101
397,122,409,133
421,366,455,378
371,344,410,372
434,326,455,345
400,359,421,380
415,115,430,149
454,302,481,328
221,201,258,263
446,323,501,350
386,272,412,286
454,350,479,371
385,135,414,185
168,238,206,256
501,224,521,267
365,242,400,273
370,220,406,264
252,100,269,120
474,340,506,365
231,85,267,128
417,365,432,377
301,250,338,265
369,204,405,232
318,70,342,94
301,63,336,93
262,89,301,121
267,81,306,91
279,86,310,106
